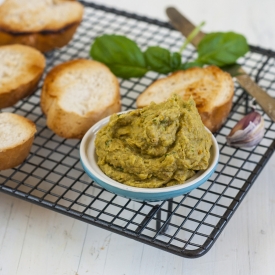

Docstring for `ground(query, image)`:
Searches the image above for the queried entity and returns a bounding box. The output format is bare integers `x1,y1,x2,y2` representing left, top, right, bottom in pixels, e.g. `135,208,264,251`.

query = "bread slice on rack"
41,59,121,139
136,66,234,132
0,44,46,109
0,0,84,52
0,113,36,170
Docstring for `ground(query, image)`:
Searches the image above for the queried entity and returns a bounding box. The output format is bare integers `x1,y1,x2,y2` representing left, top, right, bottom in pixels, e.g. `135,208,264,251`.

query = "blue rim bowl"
80,111,219,202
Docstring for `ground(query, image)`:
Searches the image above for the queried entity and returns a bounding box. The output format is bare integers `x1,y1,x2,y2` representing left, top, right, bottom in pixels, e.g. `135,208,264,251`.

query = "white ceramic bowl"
80,112,219,202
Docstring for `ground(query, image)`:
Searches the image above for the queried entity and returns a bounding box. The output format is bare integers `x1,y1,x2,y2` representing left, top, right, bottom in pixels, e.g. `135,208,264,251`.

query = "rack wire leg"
156,199,173,234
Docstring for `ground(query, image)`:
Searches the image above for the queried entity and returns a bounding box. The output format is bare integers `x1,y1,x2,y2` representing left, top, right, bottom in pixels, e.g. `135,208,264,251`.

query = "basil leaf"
170,52,182,70
197,32,249,67
90,34,148,78
107,64,148,79
180,61,204,70
89,31,249,79
144,46,181,74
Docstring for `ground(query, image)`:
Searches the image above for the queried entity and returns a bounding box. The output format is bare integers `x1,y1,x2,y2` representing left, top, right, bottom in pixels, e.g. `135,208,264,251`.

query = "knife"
166,7,275,122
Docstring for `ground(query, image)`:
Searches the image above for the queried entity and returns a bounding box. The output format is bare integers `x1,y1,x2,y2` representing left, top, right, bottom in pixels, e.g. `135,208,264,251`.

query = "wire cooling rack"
1,1,275,258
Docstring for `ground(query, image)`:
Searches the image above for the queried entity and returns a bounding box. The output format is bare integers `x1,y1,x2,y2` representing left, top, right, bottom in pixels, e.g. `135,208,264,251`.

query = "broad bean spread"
95,95,212,188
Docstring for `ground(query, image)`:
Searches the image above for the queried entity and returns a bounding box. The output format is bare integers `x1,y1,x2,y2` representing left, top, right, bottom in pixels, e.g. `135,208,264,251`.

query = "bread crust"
0,113,36,170
136,66,234,133
0,44,46,109
41,59,121,139
0,0,83,52
0,22,81,53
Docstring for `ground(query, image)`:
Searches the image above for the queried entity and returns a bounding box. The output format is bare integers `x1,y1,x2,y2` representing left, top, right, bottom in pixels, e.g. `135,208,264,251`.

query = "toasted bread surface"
0,112,36,170
0,44,45,109
136,66,234,132
0,0,83,52
0,0,83,32
41,59,121,139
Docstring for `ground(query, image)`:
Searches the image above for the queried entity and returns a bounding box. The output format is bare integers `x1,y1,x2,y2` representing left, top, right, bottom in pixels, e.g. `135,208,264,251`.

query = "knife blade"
166,7,275,122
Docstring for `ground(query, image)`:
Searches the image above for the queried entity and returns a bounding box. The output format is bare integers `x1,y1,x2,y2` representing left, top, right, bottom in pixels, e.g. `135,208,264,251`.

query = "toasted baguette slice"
0,0,84,52
0,44,46,109
137,66,234,132
41,59,121,139
0,113,36,170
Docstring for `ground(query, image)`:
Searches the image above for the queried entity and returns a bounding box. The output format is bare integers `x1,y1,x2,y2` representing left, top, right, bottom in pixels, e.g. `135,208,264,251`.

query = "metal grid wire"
1,1,275,258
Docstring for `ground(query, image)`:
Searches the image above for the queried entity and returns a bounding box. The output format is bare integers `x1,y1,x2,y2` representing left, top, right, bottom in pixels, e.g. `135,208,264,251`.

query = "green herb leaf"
170,52,182,70
144,46,181,74
180,61,204,70
90,34,148,78
89,30,250,79
106,64,148,79
196,32,249,67
144,46,172,74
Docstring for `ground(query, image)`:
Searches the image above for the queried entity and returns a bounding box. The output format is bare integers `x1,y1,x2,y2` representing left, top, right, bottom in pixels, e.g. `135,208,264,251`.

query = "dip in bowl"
80,97,219,202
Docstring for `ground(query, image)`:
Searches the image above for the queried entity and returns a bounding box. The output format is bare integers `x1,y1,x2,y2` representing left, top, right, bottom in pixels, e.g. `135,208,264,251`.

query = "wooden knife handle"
166,7,205,47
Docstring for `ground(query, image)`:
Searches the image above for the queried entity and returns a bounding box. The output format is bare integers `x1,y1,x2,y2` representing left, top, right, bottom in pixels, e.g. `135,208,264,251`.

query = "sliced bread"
0,112,36,170
0,44,46,109
41,59,121,139
136,66,234,132
0,0,84,52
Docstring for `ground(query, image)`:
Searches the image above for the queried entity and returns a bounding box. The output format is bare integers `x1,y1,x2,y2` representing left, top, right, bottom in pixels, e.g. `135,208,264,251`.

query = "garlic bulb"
226,111,265,147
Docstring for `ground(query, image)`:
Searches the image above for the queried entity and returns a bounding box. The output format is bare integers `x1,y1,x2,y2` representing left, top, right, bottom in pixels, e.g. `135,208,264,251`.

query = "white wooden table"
1,0,275,274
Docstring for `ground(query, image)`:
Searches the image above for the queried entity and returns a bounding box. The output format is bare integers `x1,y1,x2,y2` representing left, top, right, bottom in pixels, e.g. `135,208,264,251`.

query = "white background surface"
93,0,275,51
1,0,275,274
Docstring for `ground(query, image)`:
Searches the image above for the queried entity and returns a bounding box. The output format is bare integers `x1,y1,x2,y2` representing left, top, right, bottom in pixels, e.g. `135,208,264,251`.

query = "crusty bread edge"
0,70,44,109
41,59,121,139
200,94,234,132
0,115,36,170
0,22,81,52
0,135,35,170
45,99,121,139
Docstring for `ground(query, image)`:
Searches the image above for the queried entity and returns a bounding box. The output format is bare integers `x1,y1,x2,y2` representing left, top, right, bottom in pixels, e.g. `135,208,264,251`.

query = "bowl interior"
80,112,219,195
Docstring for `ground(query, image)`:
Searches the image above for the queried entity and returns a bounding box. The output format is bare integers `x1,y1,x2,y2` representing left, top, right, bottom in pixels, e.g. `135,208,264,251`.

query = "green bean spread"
95,95,212,188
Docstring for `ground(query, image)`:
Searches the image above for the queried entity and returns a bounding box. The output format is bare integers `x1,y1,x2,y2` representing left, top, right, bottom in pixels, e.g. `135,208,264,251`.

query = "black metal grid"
1,1,275,258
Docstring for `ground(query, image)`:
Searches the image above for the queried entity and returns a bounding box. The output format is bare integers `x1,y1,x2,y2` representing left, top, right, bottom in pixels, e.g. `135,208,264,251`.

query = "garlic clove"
226,111,265,148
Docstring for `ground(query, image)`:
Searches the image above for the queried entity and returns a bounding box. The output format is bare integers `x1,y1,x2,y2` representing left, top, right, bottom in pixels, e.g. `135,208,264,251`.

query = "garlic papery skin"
226,111,265,148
